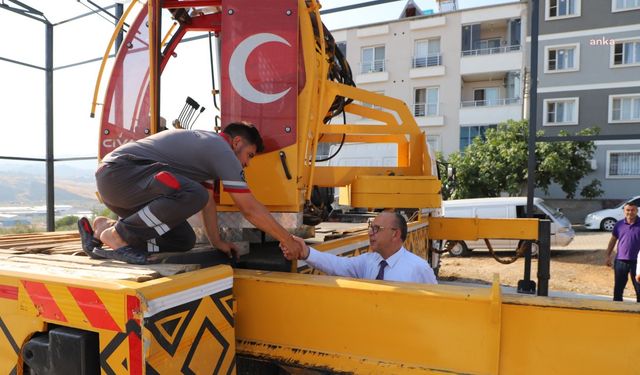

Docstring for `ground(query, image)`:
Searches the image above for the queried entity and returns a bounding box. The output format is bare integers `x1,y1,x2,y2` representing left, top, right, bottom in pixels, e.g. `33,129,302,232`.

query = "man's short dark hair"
624,201,638,208
223,122,264,153
393,212,408,242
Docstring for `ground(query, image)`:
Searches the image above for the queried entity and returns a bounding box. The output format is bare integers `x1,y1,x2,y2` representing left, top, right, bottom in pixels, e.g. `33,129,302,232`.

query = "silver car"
584,196,640,231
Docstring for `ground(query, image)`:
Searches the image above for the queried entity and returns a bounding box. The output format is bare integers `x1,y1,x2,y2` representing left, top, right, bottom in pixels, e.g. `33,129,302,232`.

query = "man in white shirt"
283,212,437,284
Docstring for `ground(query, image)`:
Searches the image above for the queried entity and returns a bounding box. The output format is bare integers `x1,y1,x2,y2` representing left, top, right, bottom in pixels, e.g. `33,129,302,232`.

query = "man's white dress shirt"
305,246,437,284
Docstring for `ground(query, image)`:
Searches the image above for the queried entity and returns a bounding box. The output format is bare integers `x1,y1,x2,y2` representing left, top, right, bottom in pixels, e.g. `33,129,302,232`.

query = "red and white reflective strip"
143,277,233,317
68,287,121,331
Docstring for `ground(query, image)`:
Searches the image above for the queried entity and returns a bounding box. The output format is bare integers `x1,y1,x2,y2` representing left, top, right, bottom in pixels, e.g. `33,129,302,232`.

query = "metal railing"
413,103,440,117
461,44,521,57
360,59,386,74
411,54,442,68
460,97,521,107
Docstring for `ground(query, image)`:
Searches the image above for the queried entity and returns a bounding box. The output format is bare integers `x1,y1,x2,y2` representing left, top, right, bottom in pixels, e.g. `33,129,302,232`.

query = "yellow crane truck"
0,1,638,374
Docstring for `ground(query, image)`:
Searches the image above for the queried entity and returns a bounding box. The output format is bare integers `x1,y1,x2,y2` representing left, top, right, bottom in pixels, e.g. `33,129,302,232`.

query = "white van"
442,197,575,256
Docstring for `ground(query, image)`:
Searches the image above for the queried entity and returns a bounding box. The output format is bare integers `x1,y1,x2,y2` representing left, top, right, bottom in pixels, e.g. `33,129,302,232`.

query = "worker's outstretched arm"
202,189,237,258
229,192,303,257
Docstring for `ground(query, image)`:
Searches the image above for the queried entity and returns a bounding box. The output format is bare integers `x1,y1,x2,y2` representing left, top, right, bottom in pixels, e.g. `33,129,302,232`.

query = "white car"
584,196,640,231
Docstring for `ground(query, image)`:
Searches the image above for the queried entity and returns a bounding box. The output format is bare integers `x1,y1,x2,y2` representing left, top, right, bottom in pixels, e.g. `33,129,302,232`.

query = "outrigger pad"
77,217,103,259
93,246,148,265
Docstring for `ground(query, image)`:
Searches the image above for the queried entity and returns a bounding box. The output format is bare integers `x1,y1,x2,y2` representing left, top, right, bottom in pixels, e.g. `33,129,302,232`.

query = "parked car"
584,196,640,231
442,197,575,257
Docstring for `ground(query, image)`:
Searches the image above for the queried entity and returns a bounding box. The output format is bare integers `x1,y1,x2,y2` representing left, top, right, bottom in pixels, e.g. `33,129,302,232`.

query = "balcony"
460,45,523,74
460,97,521,107
413,103,444,126
356,59,389,84
410,54,445,78
459,98,522,125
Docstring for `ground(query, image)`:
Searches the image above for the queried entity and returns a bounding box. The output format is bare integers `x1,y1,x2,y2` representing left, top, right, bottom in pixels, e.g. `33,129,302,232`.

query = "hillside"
0,162,98,207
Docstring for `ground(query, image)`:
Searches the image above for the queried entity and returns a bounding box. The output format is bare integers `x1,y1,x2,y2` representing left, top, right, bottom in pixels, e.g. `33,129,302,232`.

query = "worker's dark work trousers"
613,259,640,302
95,157,208,253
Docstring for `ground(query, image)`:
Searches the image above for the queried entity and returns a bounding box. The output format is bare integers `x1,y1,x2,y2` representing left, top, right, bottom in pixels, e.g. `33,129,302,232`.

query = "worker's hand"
605,254,614,268
636,274,640,284
280,236,307,260
214,240,238,259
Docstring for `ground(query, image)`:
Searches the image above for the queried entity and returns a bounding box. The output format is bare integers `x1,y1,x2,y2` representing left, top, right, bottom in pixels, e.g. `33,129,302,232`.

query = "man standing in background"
605,202,640,302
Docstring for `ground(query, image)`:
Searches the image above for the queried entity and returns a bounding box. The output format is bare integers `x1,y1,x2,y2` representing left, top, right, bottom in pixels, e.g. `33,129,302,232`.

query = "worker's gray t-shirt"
103,129,249,193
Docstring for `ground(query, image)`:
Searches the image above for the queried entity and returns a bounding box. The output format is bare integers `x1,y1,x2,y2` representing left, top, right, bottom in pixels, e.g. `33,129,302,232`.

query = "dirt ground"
438,229,640,300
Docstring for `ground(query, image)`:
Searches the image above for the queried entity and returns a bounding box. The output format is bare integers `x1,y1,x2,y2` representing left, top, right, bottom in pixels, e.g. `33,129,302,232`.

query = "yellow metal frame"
428,217,539,241
0,266,235,374
235,269,640,374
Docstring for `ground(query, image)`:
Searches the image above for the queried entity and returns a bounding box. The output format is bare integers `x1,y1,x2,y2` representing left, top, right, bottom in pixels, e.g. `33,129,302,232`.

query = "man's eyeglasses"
368,221,398,234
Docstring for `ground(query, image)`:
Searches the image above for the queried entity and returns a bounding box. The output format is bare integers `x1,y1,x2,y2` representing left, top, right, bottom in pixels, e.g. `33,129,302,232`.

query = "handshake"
280,235,310,260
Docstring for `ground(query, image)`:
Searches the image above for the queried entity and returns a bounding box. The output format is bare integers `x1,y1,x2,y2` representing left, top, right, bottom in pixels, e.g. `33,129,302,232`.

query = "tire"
600,218,617,232
447,240,472,257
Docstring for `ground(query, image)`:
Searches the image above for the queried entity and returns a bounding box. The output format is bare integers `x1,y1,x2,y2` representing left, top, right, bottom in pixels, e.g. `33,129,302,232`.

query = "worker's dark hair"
223,122,264,153
392,212,408,242
624,201,638,208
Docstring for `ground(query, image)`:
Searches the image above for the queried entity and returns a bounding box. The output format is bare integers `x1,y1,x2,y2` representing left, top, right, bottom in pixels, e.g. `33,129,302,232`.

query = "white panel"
409,66,446,78
416,116,445,127
458,105,522,125
355,71,390,84
460,3,524,24
409,16,446,30
460,51,523,75
356,25,390,38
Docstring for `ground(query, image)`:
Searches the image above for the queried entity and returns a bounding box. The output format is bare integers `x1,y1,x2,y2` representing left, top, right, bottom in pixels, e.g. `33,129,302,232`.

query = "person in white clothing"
283,212,437,284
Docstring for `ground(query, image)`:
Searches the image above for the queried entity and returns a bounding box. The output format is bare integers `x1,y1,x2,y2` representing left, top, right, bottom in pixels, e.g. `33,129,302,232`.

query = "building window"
607,151,640,178
413,38,441,68
427,135,441,153
612,39,640,67
609,94,640,123
361,46,385,73
543,98,579,125
612,0,640,12
414,87,439,117
459,125,496,150
473,88,501,106
546,0,580,19
545,44,579,72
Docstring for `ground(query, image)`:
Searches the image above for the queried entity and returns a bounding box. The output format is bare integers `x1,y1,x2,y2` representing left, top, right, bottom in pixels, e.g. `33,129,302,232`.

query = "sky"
0,0,511,164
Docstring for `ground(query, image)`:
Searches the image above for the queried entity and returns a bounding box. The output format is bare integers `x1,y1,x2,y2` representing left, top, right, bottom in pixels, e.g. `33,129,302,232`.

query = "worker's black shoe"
93,246,148,265
77,217,103,259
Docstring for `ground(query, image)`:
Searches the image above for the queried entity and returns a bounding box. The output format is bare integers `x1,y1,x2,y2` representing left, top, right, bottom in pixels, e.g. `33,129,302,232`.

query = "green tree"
446,119,601,199
55,215,80,231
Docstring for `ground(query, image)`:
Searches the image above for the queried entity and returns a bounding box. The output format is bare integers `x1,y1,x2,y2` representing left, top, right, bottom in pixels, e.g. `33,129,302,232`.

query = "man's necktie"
376,260,388,280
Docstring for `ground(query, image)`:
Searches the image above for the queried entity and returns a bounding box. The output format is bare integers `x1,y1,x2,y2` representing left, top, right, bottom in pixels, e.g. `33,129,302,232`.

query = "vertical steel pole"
537,220,551,296
45,22,55,232
520,0,540,293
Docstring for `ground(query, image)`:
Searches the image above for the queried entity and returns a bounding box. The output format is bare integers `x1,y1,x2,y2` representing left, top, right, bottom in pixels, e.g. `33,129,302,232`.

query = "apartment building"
533,0,640,199
329,1,528,156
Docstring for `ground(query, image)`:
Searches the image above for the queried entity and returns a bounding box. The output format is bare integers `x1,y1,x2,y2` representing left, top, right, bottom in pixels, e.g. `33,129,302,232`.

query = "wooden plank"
0,261,155,282
0,254,200,281
0,253,200,278
0,238,80,248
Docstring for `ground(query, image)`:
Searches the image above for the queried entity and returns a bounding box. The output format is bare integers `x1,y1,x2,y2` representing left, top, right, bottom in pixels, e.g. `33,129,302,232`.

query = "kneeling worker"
78,122,302,264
